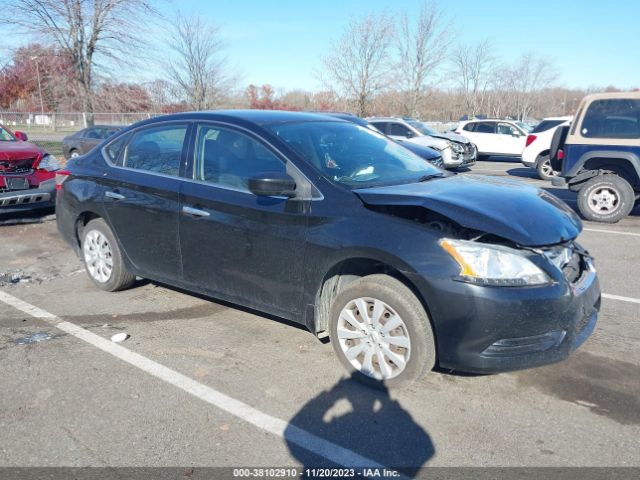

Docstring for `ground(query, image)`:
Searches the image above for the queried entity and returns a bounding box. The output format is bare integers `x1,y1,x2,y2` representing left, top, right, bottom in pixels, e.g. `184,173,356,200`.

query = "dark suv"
56,111,600,388
551,92,640,222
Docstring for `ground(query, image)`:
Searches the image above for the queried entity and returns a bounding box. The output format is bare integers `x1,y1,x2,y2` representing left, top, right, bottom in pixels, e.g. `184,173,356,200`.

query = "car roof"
581,91,640,102
541,116,572,121
133,110,349,128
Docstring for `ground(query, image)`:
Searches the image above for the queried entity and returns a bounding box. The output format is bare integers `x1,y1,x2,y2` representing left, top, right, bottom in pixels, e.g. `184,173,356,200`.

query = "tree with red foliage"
245,84,301,111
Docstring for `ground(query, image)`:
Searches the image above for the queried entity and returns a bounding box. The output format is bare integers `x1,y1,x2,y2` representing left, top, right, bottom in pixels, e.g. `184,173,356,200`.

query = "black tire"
577,175,635,223
536,155,558,181
329,274,436,389
80,218,136,291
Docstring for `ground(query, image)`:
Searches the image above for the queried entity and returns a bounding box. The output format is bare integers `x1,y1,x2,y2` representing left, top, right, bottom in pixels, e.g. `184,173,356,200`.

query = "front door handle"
105,191,125,200
182,206,210,217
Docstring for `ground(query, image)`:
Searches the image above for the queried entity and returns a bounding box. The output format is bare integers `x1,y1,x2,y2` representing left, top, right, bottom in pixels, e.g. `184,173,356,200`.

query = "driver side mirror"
14,131,28,141
248,172,297,197
511,131,521,137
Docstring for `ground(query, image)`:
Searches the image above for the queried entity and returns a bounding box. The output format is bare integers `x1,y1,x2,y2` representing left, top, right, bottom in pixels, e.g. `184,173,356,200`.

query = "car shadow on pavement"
505,167,539,179
0,207,55,226
285,374,434,477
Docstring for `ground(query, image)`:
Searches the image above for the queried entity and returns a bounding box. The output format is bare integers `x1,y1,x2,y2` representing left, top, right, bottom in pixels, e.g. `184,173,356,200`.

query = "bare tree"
320,13,395,117
503,53,559,120
395,1,452,117
451,39,495,118
1,0,156,123
165,13,233,110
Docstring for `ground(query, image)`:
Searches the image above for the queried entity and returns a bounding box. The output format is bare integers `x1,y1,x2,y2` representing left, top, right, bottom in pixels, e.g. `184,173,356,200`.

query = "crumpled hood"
355,175,582,246
407,136,450,149
429,132,470,144
0,142,43,162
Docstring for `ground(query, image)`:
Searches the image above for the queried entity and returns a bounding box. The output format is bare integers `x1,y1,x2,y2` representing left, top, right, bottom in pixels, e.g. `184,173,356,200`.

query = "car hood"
407,136,450,149
428,132,470,144
354,175,582,246
0,141,43,162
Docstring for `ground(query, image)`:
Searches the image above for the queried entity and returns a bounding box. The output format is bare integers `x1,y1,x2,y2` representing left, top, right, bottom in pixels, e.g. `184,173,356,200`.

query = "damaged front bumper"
0,178,56,215
406,251,601,374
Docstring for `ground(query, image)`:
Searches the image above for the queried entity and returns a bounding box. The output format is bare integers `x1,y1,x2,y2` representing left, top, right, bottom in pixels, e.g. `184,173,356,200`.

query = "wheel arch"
575,151,640,188
74,210,103,248
312,255,439,359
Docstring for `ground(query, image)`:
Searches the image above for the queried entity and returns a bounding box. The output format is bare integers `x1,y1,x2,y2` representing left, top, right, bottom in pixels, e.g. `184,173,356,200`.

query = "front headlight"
440,238,551,286
38,154,61,172
449,141,464,153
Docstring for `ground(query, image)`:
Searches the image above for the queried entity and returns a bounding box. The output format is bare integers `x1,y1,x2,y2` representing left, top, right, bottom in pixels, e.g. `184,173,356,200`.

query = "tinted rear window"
532,120,564,133
581,99,640,139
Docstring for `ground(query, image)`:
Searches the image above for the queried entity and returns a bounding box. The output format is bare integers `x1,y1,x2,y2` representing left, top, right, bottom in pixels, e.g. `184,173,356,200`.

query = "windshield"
267,121,442,188
407,121,438,136
515,122,533,133
0,126,16,142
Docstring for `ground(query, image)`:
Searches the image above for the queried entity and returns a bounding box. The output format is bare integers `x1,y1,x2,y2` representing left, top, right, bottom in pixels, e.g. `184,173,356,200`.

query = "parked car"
551,92,640,223
455,119,528,159
0,123,60,215
522,116,572,180
56,111,600,388
62,125,121,159
368,117,476,169
323,113,445,169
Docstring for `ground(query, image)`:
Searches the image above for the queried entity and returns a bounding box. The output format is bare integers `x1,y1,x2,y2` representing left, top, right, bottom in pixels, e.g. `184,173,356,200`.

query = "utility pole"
30,56,44,114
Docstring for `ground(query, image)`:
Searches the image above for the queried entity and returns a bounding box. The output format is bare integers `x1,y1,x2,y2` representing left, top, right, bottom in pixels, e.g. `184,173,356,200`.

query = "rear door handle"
105,191,125,200
182,206,210,217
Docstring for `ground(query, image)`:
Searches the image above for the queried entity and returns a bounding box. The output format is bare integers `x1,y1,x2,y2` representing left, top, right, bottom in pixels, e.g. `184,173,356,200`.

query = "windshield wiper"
417,173,445,182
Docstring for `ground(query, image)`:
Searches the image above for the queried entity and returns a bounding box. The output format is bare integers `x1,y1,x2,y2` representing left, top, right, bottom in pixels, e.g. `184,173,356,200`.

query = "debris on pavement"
15,332,53,345
110,332,129,343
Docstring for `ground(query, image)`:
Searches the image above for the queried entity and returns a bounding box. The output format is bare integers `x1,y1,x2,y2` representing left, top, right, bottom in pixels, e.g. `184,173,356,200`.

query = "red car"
0,123,60,215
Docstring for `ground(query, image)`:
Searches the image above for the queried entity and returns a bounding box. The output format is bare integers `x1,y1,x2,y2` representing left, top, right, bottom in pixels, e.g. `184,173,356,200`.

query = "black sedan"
56,111,601,388
62,125,121,159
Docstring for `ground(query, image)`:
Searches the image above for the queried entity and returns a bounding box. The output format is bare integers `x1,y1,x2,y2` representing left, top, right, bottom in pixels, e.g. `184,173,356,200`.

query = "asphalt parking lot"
1,159,639,473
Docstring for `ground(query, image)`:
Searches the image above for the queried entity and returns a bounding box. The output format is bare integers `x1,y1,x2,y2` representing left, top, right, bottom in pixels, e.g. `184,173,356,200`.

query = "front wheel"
329,274,436,389
81,218,136,291
536,155,558,181
577,175,635,223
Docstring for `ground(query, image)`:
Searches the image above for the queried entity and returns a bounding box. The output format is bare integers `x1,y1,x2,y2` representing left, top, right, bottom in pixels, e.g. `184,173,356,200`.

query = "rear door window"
581,99,640,138
388,122,412,137
369,122,389,134
475,122,496,134
122,124,189,176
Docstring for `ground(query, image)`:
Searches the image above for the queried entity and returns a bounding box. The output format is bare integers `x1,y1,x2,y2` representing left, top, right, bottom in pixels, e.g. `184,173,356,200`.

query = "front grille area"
542,243,589,285
0,158,36,174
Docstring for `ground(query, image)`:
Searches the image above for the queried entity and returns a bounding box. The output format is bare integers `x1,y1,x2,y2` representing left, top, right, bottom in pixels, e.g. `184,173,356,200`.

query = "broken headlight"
440,239,551,286
37,154,61,172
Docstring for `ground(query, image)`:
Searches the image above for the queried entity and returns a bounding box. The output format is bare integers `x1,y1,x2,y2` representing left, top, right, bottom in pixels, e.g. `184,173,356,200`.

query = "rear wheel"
329,274,436,389
536,155,558,181
577,175,635,223
81,218,136,291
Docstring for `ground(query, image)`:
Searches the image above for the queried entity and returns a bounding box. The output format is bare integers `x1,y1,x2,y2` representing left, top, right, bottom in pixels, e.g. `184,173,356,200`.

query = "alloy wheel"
587,187,620,214
540,159,557,178
83,229,114,283
336,297,411,380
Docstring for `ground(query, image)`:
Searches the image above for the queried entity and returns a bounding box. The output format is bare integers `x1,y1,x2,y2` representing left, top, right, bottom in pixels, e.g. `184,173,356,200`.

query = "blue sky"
157,0,639,91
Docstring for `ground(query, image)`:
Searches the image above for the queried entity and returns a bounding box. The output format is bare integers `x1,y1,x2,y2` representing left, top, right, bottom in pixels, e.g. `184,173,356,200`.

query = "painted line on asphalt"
602,293,640,305
583,228,640,237
0,290,385,470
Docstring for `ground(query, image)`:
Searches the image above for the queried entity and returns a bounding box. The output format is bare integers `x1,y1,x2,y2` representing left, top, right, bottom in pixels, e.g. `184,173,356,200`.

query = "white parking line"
602,293,640,305
583,228,640,237
0,290,384,470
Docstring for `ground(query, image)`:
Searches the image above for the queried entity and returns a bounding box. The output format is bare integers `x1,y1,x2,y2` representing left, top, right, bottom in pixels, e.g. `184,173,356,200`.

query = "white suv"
368,117,477,169
521,116,572,180
454,119,529,158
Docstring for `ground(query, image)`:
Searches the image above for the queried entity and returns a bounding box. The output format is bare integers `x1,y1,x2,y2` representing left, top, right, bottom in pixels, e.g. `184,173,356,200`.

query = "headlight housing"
449,141,464,154
38,154,61,172
440,238,551,286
